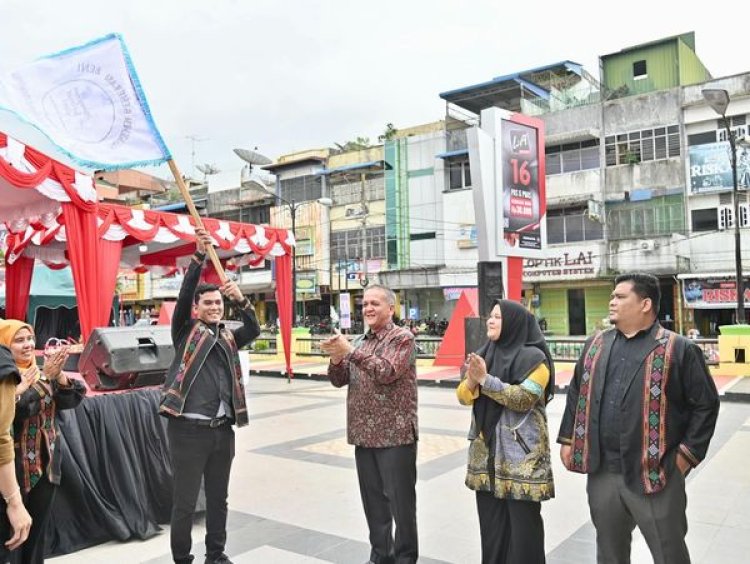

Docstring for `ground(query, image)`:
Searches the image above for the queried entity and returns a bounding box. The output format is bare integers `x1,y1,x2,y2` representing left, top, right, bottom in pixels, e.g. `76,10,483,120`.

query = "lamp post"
703,89,745,323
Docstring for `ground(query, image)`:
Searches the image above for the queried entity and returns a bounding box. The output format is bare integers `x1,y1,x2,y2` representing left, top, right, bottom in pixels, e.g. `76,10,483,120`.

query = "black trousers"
587,469,689,564
0,474,56,564
476,491,545,564
354,444,418,564
167,419,235,564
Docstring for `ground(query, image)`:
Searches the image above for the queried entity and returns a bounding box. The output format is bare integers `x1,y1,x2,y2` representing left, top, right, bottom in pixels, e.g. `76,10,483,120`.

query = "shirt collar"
365,321,395,340
616,320,659,341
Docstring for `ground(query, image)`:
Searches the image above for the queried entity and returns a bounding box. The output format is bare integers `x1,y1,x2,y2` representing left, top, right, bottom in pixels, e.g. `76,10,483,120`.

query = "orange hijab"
0,319,37,371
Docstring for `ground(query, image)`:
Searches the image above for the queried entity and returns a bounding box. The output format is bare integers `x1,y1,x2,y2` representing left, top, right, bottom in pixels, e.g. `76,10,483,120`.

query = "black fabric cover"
44,387,173,557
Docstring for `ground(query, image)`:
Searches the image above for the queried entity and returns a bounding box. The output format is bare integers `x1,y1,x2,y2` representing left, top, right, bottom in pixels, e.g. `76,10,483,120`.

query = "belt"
176,416,232,428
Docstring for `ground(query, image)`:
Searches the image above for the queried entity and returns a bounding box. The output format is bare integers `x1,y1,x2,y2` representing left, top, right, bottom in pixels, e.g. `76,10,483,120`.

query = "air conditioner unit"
639,239,657,252
345,205,365,218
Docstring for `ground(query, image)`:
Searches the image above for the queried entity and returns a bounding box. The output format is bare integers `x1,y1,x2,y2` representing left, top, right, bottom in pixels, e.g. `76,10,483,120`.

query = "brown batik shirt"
328,322,418,448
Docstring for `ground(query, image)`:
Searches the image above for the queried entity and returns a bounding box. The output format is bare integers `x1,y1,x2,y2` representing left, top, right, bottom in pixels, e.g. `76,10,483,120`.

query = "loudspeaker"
78,326,175,391
464,317,486,357
478,261,504,317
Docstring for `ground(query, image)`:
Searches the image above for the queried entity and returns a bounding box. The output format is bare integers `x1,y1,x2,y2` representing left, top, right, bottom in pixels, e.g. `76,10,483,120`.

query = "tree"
378,123,398,142
330,136,372,154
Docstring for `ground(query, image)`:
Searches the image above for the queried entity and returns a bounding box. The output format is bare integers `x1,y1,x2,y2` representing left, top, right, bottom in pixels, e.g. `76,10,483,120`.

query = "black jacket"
558,323,719,494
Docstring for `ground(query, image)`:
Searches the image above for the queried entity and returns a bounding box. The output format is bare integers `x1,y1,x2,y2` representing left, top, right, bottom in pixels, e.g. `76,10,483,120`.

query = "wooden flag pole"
167,159,227,283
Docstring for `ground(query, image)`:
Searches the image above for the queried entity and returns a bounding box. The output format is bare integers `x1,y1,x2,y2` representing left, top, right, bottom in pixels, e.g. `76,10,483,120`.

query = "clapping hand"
465,353,487,386
43,346,70,385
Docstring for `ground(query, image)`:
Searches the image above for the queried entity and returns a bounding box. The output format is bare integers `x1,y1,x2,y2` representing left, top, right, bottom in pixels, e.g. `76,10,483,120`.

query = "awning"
545,128,600,145
316,160,390,176
435,149,469,159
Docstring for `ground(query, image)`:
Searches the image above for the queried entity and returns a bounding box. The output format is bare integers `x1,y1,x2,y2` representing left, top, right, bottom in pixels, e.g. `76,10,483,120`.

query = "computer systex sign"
523,247,600,282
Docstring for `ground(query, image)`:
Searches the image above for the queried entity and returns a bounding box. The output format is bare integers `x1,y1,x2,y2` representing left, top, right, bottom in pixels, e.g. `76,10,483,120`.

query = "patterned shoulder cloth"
569,327,676,493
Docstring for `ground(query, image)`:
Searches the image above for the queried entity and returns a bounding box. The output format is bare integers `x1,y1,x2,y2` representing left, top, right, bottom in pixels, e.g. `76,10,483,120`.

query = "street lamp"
239,165,332,325
703,89,747,323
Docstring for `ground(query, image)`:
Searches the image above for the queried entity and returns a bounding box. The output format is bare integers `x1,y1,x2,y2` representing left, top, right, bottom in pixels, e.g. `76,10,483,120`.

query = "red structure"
433,289,479,366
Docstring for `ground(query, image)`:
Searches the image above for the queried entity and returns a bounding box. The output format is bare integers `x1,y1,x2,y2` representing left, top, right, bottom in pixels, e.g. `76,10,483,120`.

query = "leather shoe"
205,555,233,564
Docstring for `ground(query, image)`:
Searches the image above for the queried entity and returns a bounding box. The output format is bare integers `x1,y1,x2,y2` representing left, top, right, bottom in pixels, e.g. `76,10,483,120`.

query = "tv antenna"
186,135,209,177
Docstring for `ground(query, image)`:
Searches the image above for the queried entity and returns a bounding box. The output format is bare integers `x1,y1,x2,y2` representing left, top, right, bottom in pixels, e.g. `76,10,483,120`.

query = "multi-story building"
436,31,750,336
214,31,749,336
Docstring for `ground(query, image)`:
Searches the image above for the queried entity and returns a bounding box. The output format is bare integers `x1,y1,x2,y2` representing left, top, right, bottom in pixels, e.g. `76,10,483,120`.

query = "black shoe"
205,555,233,564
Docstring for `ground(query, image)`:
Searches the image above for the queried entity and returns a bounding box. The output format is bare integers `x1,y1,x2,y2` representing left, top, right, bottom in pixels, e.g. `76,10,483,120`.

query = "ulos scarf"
473,300,555,445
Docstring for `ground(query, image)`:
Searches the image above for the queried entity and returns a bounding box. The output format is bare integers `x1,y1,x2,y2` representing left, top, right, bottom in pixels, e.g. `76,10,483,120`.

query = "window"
633,60,647,80
605,125,680,166
545,139,600,175
330,175,384,205
278,175,322,204
608,195,685,239
546,206,604,243
691,208,718,231
410,232,436,241
331,226,386,261
446,157,471,190
687,132,717,146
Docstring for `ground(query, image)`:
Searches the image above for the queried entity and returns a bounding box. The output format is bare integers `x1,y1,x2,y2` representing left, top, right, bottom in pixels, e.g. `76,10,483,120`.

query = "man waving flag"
0,33,171,170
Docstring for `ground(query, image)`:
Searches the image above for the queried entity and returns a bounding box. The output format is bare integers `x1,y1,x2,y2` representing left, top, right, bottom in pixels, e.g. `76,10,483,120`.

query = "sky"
1,0,749,190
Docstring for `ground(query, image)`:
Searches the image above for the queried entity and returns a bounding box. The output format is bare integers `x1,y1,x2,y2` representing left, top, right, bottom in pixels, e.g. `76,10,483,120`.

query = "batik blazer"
557,323,720,494
159,252,260,427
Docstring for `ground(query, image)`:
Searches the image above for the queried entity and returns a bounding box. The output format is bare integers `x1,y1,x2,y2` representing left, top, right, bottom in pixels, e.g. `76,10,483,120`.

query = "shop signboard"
295,272,316,294
339,292,351,329
682,275,750,309
468,108,547,261
152,273,184,298
500,119,543,252
443,287,466,300
689,142,750,194
523,246,600,282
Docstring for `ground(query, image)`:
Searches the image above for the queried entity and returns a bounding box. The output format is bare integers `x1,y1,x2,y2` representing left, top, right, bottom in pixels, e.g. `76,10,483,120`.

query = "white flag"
0,33,171,170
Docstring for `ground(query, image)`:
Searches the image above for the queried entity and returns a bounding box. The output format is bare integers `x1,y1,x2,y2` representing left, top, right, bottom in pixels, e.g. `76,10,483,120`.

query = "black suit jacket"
558,323,720,494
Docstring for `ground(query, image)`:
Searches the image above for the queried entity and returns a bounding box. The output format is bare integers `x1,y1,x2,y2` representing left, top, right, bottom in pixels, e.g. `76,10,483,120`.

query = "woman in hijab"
456,299,555,564
0,320,86,564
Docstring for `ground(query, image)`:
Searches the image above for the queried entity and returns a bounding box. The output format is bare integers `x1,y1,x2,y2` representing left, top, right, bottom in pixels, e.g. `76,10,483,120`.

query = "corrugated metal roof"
439,61,584,115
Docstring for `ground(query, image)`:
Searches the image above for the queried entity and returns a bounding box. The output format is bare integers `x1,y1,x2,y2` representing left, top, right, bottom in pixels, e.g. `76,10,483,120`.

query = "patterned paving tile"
252,427,467,481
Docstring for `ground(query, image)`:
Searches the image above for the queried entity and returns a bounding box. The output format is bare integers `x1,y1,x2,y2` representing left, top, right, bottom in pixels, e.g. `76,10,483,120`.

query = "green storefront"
534,282,611,336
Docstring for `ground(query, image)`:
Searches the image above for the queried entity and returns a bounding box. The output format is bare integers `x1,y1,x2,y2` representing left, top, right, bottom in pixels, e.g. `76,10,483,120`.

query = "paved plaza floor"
50,376,750,563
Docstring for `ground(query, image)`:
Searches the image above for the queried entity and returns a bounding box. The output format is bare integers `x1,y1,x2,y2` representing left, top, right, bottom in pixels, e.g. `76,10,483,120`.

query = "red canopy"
0,130,295,376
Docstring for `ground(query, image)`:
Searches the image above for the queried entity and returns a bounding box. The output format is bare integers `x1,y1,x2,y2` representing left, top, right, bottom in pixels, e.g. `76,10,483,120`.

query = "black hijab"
472,299,555,444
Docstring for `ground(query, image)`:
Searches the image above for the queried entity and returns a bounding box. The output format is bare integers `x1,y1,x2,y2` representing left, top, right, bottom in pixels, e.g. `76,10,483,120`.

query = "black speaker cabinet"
464,317,486,357
78,326,175,391
478,261,504,317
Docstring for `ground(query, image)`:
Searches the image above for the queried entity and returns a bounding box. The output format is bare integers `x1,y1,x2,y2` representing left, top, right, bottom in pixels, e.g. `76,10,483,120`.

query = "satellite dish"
233,148,272,166
196,163,221,175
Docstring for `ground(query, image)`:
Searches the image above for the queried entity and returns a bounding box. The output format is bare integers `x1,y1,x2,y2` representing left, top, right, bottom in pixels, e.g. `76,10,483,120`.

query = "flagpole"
167,159,227,283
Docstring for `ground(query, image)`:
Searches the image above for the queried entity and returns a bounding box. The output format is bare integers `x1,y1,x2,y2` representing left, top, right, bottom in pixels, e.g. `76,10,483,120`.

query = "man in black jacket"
160,228,260,564
558,273,719,564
